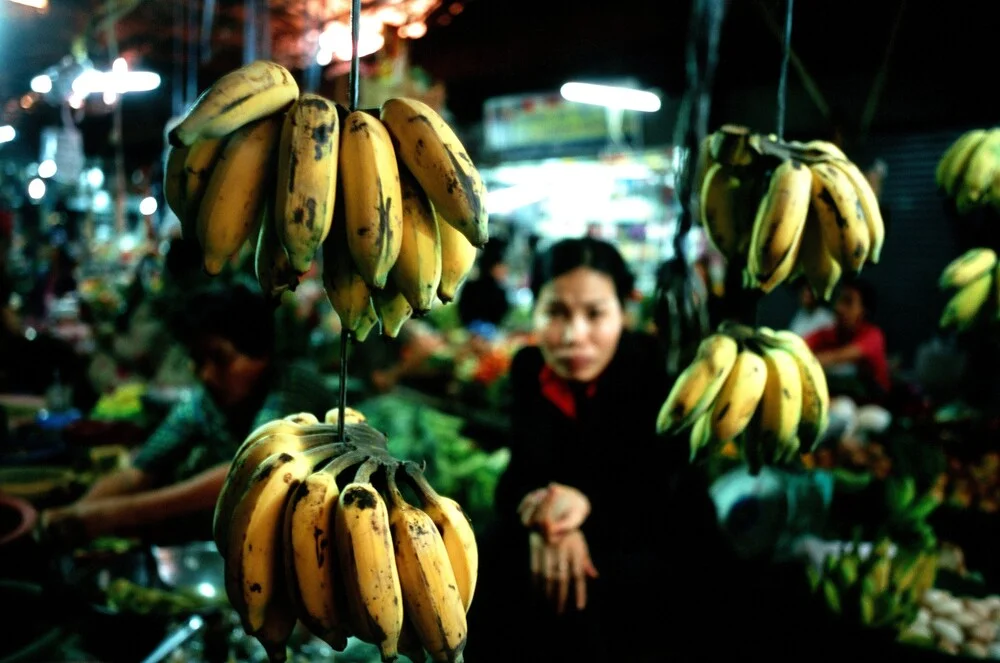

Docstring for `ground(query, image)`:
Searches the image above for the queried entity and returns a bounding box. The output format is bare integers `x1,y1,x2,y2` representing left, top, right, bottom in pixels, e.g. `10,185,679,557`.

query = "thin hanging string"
775,0,794,140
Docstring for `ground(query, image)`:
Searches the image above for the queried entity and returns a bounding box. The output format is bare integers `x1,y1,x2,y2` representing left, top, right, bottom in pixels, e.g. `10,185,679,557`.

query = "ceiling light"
28,178,46,200
139,196,158,216
560,82,662,113
30,75,52,94
72,68,161,96
7,0,48,9
0,125,14,144
38,159,57,179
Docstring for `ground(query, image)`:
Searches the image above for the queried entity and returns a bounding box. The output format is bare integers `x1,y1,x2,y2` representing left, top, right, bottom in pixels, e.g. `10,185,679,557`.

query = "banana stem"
402,461,439,506
353,457,380,484
326,448,368,477
384,466,407,510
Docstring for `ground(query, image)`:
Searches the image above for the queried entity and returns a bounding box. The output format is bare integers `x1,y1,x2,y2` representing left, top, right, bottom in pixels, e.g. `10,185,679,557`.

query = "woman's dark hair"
840,277,877,318
172,282,275,358
530,237,635,304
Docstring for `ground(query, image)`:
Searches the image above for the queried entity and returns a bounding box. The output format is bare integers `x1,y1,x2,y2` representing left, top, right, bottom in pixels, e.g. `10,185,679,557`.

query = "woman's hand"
40,501,114,547
529,530,599,614
518,483,591,542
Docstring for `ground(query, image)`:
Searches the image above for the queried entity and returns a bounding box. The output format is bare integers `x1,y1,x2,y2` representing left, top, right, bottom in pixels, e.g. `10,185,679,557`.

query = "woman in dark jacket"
465,238,734,663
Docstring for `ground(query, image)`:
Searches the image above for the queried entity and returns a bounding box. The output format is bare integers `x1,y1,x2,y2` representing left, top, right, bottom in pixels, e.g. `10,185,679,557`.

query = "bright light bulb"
86,168,104,188
94,190,111,211
398,21,427,39
38,159,57,179
139,196,158,216
68,94,84,109
320,18,386,62
112,57,128,74
30,75,52,94
103,91,118,105
316,49,334,66
560,82,662,113
0,125,14,144
118,235,137,252
28,178,46,200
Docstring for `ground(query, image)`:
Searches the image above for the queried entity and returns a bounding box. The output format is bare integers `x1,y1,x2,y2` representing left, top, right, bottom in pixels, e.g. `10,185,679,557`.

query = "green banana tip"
167,129,186,149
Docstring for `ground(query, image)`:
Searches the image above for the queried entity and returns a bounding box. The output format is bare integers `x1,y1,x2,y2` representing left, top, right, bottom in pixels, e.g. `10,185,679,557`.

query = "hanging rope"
775,0,794,140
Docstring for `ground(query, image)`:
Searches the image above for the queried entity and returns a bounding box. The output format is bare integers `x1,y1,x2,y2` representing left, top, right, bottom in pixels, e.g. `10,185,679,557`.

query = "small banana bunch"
938,247,999,332
809,540,938,634
696,126,885,300
165,60,488,341
656,323,829,473
214,407,478,663
935,127,1000,215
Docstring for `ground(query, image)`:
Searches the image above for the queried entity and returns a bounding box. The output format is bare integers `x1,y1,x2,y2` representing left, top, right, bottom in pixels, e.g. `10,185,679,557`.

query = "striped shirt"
132,362,333,485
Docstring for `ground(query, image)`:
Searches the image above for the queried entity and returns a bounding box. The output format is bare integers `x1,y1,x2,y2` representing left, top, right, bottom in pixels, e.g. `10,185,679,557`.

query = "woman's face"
533,267,624,382
191,334,270,409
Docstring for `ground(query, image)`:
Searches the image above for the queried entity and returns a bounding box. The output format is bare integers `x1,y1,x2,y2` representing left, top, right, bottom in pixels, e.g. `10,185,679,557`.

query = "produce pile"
695,125,885,298
936,128,1000,215
931,452,1000,513
213,409,477,663
903,588,1000,658
656,323,829,472
938,248,1000,333
164,59,487,340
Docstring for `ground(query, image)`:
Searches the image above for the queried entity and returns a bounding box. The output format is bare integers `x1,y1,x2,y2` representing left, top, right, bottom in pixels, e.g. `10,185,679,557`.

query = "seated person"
805,277,890,404
41,282,335,545
789,278,836,338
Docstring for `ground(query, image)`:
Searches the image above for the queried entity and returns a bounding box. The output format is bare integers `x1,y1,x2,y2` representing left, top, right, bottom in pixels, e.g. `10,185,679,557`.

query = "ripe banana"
393,164,443,315
374,282,414,339
380,97,488,248
437,208,477,303
802,140,846,160
386,469,467,663
752,344,803,464
275,94,340,274
809,162,871,275
197,115,282,275
324,406,368,425
283,449,367,650
940,247,997,290
339,110,403,289
940,269,993,331
692,134,717,205
404,462,478,611
656,333,739,434
255,195,300,303
355,299,381,342
168,60,298,147
956,129,1000,213
828,159,886,264
322,189,375,335
936,129,988,197
164,144,189,228
335,458,403,661
699,163,754,260
797,209,842,302
710,347,768,443
768,329,830,451
253,594,298,663
748,160,813,292
183,136,227,225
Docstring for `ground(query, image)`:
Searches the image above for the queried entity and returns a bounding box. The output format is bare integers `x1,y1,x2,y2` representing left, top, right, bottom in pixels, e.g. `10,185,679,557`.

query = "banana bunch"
656,323,829,473
808,539,938,635
213,407,478,663
696,128,885,300
164,61,487,340
938,247,999,332
935,127,1000,214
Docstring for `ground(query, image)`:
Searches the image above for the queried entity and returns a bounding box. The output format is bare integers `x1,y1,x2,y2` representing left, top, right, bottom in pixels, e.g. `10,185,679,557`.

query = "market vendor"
465,237,732,662
40,282,334,546
805,277,891,404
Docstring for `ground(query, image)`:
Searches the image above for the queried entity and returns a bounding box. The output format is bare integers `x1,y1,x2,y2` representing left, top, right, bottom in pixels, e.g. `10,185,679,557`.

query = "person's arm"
815,343,864,367
79,467,153,502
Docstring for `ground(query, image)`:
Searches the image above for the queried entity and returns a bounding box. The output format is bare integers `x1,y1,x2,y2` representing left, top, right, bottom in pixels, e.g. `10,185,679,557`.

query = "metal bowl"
150,541,225,600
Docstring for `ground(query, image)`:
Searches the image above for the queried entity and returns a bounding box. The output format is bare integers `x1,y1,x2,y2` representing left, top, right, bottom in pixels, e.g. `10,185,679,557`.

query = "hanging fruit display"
937,247,999,333
694,125,886,300
935,128,1000,215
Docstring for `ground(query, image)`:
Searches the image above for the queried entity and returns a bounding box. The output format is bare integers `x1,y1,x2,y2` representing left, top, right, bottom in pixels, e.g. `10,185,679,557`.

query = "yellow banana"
656,333,739,434
324,406,368,425
340,110,403,289
797,209,842,302
828,159,886,264
335,459,403,661
283,449,367,650
354,299,380,342
163,144,189,229
374,282,414,339
252,592,298,663
937,129,988,196
168,60,298,147
956,129,1000,213
940,269,993,331
748,160,813,292
197,115,282,275
437,208,477,303
392,164,442,315
688,410,715,462
183,136,227,224
699,163,754,260
322,190,375,335
940,247,997,290
386,469,467,663
404,462,478,611
275,94,340,273
380,97,488,248
692,134,717,204
751,344,803,464
802,140,846,160
769,329,830,451
710,348,768,443
255,194,300,303
809,162,871,275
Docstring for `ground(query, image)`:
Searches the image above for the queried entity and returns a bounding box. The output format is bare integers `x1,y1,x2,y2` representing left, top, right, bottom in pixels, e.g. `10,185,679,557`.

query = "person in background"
457,237,510,327
41,283,335,546
465,237,731,662
789,279,836,338
805,277,890,404
25,242,78,320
